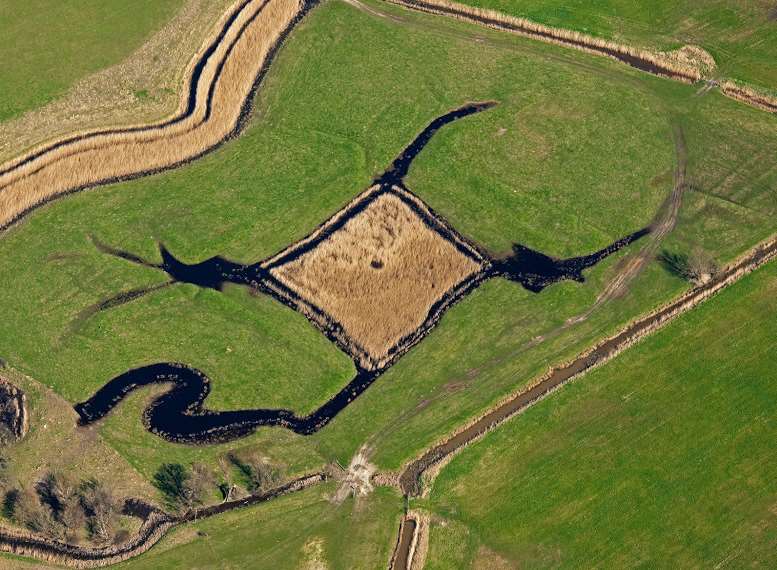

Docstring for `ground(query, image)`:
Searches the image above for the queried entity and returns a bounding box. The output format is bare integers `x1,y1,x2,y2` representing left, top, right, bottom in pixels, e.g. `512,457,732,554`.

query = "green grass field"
116,484,402,570
0,0,776,511
456,0,777,92
421,260,777,568
0,0,183,122
4,483,403,570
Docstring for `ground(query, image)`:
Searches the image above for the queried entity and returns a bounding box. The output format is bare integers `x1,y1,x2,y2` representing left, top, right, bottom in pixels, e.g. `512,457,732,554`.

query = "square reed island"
265,185,487,370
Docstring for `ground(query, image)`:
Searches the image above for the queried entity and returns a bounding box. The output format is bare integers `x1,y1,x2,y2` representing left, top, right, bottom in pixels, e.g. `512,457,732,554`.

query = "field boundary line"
381,0,777,113
0,473,326,568
392,232,777,497
0,0,316,232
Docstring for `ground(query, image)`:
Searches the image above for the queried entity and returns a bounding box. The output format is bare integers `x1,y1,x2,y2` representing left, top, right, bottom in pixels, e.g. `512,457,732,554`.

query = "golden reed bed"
272,188,483,367
0,0,303,230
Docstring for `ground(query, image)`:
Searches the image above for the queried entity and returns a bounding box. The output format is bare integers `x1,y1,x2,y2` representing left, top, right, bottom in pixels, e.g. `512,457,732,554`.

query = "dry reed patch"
0,0,302,230
271,190,483,368
0,0,233,165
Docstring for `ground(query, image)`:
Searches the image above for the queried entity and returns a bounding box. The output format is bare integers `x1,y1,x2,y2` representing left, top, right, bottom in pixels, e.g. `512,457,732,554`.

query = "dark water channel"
75,103,649,443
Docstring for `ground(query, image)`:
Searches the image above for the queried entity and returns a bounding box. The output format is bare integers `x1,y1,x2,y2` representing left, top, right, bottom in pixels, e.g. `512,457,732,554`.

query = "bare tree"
184,462,215,508
217,456,237,501
79,479,119,544
229,452,281,493
32,472,90,542
659,248,717,285
60,495,86,543
12,487,55,535
687,247,717,284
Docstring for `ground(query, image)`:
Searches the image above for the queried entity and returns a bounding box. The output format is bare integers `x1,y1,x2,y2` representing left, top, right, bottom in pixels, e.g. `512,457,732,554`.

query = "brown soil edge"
0,473,325,568
389,512,429,570
0,375,28,441
381,0,777,114
395,233,777,497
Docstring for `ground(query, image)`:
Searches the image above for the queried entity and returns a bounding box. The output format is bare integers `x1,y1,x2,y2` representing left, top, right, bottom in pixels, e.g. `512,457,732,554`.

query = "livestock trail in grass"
396,235,777,496
418,258,777,568
1,0,776,564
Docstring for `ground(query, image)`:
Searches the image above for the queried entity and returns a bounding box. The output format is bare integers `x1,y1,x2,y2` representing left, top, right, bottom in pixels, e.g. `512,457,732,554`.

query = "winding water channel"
75,103,649,443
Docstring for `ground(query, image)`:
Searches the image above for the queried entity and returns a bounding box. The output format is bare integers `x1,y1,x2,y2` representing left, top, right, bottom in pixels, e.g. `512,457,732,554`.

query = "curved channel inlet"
75,103,650,443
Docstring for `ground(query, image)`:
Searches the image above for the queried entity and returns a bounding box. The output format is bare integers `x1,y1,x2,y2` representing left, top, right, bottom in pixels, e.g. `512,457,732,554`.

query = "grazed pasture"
421,260,777,568
0,0,775,485
0,5,776,569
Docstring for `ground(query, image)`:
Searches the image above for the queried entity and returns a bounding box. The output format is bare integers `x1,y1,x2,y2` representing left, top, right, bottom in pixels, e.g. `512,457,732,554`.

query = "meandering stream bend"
74,103,649,444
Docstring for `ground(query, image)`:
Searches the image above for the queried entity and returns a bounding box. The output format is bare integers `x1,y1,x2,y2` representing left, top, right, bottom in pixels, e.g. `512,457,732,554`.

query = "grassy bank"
421,261,777,568
0,0,183,122
452,0,777,91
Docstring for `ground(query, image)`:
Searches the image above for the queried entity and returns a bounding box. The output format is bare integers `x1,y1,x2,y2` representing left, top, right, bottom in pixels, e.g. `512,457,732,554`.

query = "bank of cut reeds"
720,80,777,113
386,0,711,82
0,0,303,230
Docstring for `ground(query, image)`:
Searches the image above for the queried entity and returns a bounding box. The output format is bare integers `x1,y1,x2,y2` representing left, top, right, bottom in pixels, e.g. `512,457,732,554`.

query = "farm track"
395,232,777,497
0,0,776,567
388,231,777,568
0,473,325,568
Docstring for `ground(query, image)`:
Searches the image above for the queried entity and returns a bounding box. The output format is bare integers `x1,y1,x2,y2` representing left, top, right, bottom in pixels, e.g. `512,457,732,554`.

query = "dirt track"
397,233,777,496
0,0,775,566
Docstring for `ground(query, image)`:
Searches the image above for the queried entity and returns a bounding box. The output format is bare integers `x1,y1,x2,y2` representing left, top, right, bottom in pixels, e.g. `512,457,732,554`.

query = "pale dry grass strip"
0,0,244,176
0,0,303,230
0,0,234,166
384,0,711,82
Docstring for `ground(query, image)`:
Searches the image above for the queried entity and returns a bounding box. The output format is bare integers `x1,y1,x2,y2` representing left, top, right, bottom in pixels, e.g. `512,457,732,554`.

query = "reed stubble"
0,0,302,230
